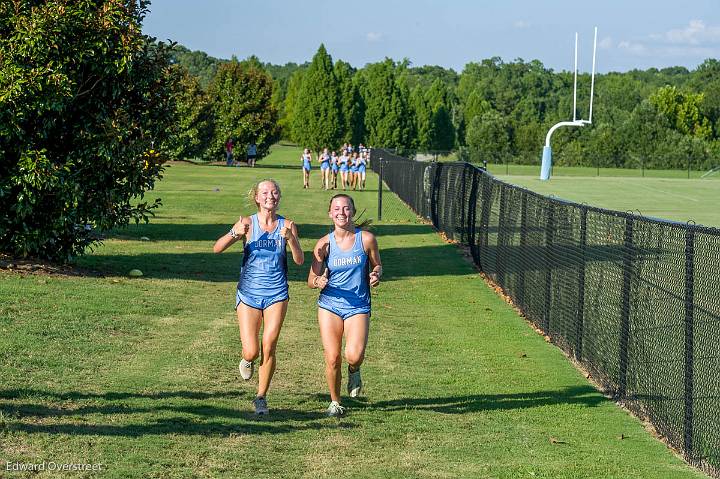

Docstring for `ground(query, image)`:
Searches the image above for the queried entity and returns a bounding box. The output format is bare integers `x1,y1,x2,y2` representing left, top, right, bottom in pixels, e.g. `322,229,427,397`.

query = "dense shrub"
0,0,178,261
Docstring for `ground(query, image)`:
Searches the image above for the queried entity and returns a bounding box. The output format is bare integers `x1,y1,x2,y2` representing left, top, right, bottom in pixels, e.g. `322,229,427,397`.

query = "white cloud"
598,37,613,49
649,20,720,46
366,32,383,43
618,41,647,55
513,20,530,29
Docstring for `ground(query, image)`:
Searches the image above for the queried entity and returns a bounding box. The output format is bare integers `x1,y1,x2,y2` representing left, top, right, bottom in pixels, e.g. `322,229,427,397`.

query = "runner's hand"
280,219,295,240
369,269,381,287
315,268,329,289
232,216,250,238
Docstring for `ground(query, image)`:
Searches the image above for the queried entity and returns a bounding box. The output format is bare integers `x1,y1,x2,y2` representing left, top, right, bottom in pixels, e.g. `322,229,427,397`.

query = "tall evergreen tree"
410,85,431,150
334,60,364,145
292,44,341,151
361,59,415,149
425,79,455,151
279,69,305,141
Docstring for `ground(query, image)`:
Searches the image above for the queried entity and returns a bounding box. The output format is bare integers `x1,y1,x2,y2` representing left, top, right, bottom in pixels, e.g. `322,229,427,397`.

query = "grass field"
485,163,720,179
492,172,720,227
0,144,708,478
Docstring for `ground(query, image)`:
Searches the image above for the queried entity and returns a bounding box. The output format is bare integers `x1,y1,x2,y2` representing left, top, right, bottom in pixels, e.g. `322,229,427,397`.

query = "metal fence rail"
370,148,720,476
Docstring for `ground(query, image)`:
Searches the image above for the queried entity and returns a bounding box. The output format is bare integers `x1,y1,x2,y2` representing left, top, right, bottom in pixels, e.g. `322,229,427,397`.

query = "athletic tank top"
302,154,311,168
238,214,288,296
320,153,330,166
320,229,370,308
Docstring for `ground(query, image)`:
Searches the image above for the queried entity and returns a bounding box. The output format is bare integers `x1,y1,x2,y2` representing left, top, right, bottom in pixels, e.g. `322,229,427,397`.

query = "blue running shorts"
236,290,289,310
318,300,370,320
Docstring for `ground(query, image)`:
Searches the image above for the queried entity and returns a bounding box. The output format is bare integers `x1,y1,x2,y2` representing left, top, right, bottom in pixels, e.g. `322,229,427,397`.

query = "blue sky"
143,0,720,73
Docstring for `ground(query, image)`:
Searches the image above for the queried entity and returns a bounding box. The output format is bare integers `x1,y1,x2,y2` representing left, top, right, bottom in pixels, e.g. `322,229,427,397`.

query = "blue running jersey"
318,229,370,312
238,215,288,298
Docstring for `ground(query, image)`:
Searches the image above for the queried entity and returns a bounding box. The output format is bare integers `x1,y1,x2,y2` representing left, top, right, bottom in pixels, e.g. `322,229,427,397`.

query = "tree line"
4,1,719,262
173,44,720,170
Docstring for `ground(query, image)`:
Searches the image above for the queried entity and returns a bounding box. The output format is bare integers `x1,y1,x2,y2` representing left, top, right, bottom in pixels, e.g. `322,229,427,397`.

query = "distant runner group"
301,143,370,191
213,172,382,418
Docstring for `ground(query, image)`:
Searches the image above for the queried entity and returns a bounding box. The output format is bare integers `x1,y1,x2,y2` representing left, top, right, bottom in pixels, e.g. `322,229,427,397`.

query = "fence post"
377,158,383,221
467,170,481,264
684,228,695,460
575,207,588,361
496,185,507,286
478,177,493,271
543,201,555,333
618,216,634,399
518,193,528,309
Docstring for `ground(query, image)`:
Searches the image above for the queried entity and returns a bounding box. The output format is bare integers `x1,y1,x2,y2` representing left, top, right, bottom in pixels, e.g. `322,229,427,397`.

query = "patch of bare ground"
0,253,102,278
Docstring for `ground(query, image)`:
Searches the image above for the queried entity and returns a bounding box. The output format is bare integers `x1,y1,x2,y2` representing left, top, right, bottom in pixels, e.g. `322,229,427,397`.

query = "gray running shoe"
326,401,345,417
347,368,362,397
253,396,269,415
239,358,254,381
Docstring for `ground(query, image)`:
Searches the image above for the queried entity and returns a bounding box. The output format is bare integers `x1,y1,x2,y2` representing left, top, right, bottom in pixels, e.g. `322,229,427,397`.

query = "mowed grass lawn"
0,144,706,478
493,169,720,228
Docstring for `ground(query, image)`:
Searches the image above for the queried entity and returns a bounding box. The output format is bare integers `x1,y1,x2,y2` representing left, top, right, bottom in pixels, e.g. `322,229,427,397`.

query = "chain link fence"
370,148,720,477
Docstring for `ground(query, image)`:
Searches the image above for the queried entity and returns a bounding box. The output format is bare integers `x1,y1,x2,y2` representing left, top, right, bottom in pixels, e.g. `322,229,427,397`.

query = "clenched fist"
314,268,329,289
369,266,382,287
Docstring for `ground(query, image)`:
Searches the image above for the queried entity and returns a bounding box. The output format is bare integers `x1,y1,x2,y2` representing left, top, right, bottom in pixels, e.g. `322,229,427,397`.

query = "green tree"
465,111,511,163
360,59,415,150
292,44,342,151
163,67,215,161
0,0,177,261
279,69,305,141
170,44,222,89
649,85,712,139
425,79,455,151
207,60,279,159
334,60,364,145
463,89,492,131
410,86,432,150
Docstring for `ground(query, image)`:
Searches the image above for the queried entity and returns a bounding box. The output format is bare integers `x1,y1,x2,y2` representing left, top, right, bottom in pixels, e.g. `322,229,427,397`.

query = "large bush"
207,61,279,160
0,0,178,262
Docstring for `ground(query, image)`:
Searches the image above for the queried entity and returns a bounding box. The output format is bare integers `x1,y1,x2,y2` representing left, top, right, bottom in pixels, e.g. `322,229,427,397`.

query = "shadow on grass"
0,388,355,437
108,222,433,242
310,385,605,414
76,245,471,282
79,220,471,282
86,221,650,284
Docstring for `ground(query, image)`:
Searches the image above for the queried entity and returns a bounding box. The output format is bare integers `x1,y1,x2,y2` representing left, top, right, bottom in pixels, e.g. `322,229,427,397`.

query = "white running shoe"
347,368,362,397
253,396,269,415
239,358,254,381
326,401,345,417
